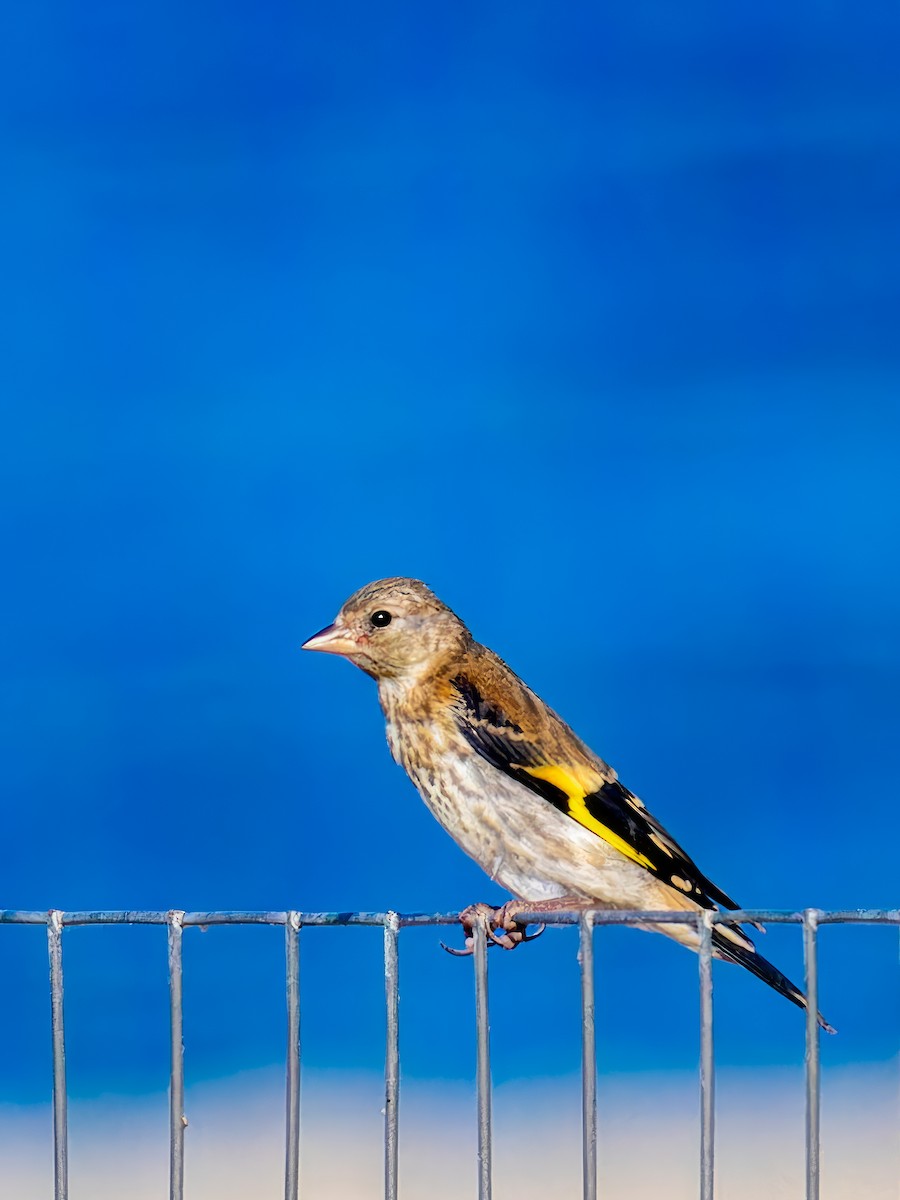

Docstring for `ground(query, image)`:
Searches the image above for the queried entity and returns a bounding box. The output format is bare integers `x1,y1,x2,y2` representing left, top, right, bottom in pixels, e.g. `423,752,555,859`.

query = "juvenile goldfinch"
303,577,833,1031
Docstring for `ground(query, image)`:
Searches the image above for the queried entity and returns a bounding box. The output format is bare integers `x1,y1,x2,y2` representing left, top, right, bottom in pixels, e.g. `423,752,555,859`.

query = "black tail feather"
712,928,836,1034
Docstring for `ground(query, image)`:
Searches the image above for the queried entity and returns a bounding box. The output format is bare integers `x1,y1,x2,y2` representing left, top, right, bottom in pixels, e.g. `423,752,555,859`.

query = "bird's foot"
441,900,546,956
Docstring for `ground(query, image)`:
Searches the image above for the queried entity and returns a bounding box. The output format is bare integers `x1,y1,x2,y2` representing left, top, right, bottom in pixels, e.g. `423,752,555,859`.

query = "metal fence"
1,907,897,1200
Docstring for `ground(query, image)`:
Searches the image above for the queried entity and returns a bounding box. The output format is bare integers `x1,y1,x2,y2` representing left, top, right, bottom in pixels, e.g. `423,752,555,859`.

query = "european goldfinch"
303,577,833,1031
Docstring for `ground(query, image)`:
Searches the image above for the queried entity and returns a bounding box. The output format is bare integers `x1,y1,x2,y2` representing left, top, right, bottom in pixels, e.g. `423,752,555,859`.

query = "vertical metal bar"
383,912,400,1200
47,910,68,1200
285,912,302,1200
168,911,186,1200
803,909,821,1200
579,913,597,1200
698,911,715,1200
473,922,492,1200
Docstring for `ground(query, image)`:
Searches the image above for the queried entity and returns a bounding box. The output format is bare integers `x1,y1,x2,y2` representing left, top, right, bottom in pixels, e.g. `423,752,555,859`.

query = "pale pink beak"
301,622,359,657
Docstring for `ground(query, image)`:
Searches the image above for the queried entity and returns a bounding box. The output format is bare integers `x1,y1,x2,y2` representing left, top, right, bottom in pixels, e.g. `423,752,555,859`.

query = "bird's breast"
381,706,650,903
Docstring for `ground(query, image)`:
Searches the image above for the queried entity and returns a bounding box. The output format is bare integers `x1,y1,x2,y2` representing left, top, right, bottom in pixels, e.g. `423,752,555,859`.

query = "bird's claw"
440,940,475,957
441,902,546,956
487,920,546,949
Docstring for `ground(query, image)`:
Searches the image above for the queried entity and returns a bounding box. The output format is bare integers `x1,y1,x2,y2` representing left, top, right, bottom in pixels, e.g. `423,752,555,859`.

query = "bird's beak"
301,623,358,657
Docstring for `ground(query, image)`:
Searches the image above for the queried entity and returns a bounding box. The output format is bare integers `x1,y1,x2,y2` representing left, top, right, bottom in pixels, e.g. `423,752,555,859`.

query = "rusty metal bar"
168,911,185,1200
3,907,898,927
284,911,301,1200
47,910,68,1200
470,908,900,928
384,912,400,1200
698,911,715,1200
579,913,597,1200
803,909,821,1200
473,921,492,1200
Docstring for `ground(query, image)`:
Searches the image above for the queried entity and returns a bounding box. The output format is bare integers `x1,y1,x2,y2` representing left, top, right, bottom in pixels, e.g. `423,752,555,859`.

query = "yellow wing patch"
522,765,655,870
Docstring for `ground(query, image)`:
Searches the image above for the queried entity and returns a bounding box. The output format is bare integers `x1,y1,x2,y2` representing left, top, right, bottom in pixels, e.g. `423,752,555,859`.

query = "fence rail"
2,906,898,1200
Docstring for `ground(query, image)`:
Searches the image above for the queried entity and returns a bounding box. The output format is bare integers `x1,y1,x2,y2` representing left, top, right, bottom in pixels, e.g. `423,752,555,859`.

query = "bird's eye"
370,610,392,628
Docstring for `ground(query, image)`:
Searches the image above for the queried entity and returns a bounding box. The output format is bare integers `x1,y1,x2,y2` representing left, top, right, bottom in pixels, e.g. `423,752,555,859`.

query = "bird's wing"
450,658,743,915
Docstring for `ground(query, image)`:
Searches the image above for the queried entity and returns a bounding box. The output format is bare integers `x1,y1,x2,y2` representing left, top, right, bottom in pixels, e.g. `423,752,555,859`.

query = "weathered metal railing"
1,907,897,1200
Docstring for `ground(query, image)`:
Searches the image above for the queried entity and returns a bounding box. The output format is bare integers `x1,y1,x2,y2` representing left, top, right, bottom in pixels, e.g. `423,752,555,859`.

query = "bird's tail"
712,926,836,1034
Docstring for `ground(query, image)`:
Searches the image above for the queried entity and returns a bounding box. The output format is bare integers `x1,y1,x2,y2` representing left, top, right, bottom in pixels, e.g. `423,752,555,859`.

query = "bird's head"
302,577,470,681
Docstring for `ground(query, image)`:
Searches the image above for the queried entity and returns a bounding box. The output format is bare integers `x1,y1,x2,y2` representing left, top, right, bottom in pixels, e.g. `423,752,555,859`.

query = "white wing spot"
649,833,674,857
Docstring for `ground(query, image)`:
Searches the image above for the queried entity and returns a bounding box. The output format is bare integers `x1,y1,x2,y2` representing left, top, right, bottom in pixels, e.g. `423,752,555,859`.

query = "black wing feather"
583,778,743,911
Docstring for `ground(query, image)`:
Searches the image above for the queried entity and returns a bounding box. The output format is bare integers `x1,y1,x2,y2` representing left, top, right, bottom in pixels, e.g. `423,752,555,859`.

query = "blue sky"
1,3,898,1104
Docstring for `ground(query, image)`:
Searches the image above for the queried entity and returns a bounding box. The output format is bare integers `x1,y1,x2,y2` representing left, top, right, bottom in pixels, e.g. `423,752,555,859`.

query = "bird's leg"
444,896,603,956
442,900,549,956
484,898,547,949
489,896,604,943
441,902,496,956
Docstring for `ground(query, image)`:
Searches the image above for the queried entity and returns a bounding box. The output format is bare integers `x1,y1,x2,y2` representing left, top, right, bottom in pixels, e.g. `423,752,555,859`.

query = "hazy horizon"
3,1063,897,1199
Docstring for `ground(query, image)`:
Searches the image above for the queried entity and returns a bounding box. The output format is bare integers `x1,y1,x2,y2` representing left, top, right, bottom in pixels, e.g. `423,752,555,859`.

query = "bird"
302,577,834,1032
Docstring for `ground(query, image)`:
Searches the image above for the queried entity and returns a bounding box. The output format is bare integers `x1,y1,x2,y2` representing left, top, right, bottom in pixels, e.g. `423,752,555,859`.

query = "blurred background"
1,2,898,1196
